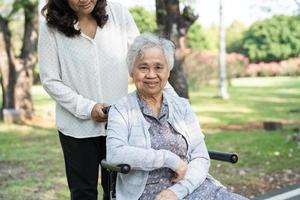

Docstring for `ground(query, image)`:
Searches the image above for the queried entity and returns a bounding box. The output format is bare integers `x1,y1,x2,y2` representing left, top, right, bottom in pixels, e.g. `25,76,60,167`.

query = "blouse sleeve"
168,100,210,199
38,22,97,119
123,5,140,48
164,82,178,96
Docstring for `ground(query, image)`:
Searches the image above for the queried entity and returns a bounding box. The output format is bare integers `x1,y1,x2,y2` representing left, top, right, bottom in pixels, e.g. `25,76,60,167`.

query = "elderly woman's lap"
183,179,249,200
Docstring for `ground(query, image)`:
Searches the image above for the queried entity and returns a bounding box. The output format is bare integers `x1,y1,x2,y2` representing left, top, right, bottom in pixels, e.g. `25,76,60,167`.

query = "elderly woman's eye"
155,65,163,70
139,66,148,71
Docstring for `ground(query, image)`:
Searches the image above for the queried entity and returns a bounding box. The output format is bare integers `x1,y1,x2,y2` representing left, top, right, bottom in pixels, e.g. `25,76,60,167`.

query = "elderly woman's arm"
106,105,182,171
168,100,211,199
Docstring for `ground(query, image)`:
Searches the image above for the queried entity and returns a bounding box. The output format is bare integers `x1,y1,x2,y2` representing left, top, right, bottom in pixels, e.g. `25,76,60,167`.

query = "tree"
155,0,198,98
0,0,38,120
130,6,157,33
241,15,300,63
202,25,219,51
226,20,247,53
186,21,210,50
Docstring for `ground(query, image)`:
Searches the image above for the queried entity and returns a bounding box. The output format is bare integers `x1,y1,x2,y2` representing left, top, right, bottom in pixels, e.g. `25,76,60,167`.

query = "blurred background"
0,0,299,199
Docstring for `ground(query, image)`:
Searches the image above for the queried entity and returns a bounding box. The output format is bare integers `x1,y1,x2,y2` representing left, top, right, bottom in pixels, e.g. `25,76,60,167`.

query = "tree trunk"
16,4,39,119
218,0,229,99
156,0,198,99
0,16,17,117
168,59,189,97
0,2,38,120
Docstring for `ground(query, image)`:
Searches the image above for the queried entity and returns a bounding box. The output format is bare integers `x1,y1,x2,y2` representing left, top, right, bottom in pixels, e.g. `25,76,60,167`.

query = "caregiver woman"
38,0,139,199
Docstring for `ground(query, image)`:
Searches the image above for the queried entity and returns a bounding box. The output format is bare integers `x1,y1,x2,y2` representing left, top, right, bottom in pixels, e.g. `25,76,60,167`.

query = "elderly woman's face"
68,0,97,16
131,47,170,97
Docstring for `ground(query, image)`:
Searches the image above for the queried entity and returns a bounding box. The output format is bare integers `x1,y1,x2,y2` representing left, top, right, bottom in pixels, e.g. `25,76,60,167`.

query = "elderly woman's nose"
145,68,157,78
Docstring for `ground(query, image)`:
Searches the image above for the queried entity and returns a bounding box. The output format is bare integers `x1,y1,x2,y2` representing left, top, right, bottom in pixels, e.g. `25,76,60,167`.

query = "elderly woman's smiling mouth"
144,81,159,87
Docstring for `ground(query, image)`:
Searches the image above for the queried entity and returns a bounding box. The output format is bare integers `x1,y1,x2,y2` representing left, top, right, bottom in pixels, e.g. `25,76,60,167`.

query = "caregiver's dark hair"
41,0,108,37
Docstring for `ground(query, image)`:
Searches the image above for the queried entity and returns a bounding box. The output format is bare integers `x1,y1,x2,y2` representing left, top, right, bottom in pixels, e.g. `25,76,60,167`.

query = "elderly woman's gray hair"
127,33,176,73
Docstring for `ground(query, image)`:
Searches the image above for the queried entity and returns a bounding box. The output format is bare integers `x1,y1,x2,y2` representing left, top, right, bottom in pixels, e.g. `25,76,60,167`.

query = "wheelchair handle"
208,150,238,164
102,106,111,130
102,106,111,115
101,160,131,174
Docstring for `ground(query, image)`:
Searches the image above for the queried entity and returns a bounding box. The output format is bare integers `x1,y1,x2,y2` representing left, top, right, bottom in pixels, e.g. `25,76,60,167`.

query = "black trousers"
59,131,109,200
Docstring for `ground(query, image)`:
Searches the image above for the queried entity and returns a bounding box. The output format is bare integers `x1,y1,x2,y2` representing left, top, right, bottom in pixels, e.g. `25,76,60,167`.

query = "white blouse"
38,1,139,138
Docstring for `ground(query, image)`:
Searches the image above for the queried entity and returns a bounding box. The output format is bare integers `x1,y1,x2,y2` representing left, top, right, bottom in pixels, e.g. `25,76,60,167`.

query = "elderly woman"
106,34,248,200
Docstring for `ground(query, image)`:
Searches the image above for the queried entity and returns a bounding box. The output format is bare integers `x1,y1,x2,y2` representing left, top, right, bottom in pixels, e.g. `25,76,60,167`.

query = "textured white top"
38,1,139,138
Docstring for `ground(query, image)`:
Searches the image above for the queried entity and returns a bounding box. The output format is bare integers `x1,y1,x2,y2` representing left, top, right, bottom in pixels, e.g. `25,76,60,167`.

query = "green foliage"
129,6,157,33
186,22,210,50
10,0,38,20
0,0,13,17
203,25,219,50
9,11,24,55
185,24,220,51
241,15,300,63
226,20,247,53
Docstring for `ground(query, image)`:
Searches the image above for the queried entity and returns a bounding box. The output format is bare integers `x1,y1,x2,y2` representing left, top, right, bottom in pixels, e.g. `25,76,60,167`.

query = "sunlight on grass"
198,115,221,124
231,76,300,87
0,123,52,136
190,77,300,126
192,104,254,113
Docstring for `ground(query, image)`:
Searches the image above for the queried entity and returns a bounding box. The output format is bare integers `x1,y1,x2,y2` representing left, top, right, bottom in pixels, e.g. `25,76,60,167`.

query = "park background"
0,0,300,199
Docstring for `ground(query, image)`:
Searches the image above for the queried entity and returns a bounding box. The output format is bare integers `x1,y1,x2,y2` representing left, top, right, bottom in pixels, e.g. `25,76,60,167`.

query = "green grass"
0,124,68,200
31,86,55,118
0,76,300,199
190,77,300,126
206,129,300,185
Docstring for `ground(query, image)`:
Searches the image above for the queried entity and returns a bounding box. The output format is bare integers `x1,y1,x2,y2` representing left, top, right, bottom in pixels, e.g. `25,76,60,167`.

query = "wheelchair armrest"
208,150,238,164
101,151,238,174
101,160,131,174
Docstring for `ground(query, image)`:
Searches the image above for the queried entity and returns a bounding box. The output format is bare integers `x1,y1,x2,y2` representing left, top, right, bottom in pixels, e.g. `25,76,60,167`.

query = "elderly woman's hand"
91,103,108,122
154,189,179,200
172,160,188,183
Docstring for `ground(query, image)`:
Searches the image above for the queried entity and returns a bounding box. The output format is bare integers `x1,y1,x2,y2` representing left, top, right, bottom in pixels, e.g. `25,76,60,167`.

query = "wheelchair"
101,151,238,200
100,107,239,200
